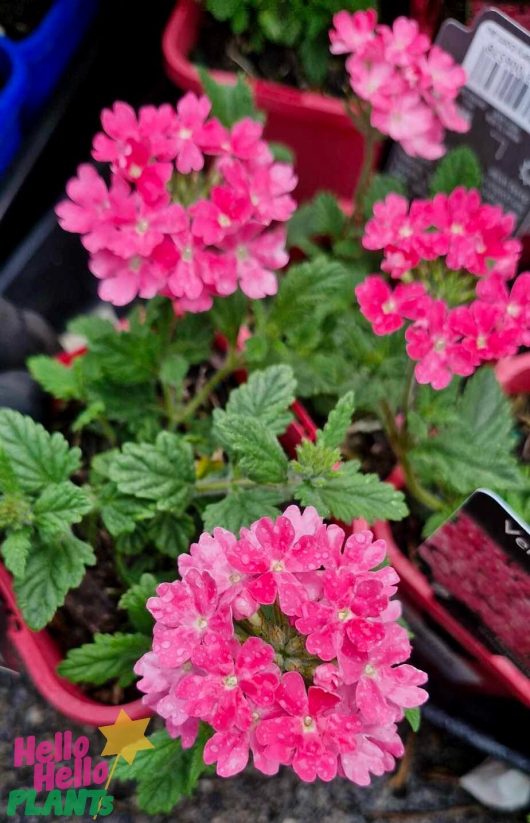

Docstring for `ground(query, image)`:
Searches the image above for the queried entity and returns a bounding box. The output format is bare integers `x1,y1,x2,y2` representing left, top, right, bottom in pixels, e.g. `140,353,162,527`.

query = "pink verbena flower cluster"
56,95,296,312
135,506,427,783
356,189,528,389
329,10,469,159
421,513,530,663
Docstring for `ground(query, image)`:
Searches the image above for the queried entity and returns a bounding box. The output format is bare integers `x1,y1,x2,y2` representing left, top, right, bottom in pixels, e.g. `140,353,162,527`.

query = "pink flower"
222,225,287,299
257,672,361,782
191,186,251,245
92,102,177,203
225,514,322,616
332,10,469,159
356,276,428,335
450,300,519,361
405,300,476,389
222,159,297,225
88,250,167,305
135,508,427,786
148,570,232,668
173,93,211,174
177,635,280,731
329,9,377,55
338,624,428,724
477,272,530,346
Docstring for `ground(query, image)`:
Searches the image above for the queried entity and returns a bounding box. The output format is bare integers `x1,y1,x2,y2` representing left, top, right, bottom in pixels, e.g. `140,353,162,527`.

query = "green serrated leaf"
1,528,32,577
115,726,212,814
198,69,263,127
318,391,355,450
0,446,19,494
57,632,150,687
0,410,81,493
159,353,188,390
287,194,345,253
213,412,288,483
27,355,81,401
295,461,408,522
202,487,284,533
149,512,195,557
109,432,195,512
71,401,106,433
119,573,158,634
226,366,296,435
34,482,92,538
430,146,482,195
14,533,95,630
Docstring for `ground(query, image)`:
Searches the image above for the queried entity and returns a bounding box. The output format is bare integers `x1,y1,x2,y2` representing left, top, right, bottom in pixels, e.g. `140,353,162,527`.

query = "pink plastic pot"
0,397,316,725
370,355,530,708
161,0,370,203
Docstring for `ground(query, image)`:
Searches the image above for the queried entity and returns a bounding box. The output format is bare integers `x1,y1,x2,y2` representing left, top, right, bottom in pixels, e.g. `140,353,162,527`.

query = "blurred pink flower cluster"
421,513,530,663
56,94,296,312
135,506,427,783
356,189,528,389
330,10,469,159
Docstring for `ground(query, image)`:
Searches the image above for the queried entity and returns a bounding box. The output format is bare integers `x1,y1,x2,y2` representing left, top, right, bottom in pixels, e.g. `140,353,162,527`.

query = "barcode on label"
463,20,530,134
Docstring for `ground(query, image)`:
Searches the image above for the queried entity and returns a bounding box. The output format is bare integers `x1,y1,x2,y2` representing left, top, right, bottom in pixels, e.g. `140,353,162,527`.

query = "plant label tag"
386,8,530,234
418,489,530,678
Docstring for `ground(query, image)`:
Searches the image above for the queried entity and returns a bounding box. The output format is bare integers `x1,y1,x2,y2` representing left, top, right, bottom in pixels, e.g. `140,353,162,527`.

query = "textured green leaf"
119,574,158,634
109,433,195,512
198,69,262,126
14,534,95,630
115,727,212,814
287,194,345,253
226,366,296,435
57,632,150,686
295,462,408,522
149,512,195,557
213,412,288,483
318,391,355,450
0,410,81,493
159,353,188,390
0,446,19,494
1,528,32,577
27,355,81,401
430,146,482,195
34,482,92,538
202,487,284,533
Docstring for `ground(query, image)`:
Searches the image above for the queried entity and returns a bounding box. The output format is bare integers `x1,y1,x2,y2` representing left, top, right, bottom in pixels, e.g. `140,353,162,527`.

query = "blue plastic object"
0,41,27,176
0,0,98,176
13,0,98,118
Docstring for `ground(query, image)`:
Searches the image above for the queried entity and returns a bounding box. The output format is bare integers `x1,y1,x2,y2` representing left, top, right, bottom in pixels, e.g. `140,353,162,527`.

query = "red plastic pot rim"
161,0,360,130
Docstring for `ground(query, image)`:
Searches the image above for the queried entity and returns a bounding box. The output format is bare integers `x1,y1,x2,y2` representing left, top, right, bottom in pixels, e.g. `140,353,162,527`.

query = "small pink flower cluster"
356,189,528,389
135,506,427,783
329,10,469,159
56,95,296,312
421,513,530,662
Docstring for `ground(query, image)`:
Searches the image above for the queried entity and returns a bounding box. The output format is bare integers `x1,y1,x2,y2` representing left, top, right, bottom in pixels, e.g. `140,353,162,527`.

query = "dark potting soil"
193,12,349,96
0,0,52,39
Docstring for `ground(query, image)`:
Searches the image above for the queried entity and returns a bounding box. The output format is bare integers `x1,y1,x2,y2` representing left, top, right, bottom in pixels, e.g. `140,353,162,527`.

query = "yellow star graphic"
93,710,154,819
98,709,154,764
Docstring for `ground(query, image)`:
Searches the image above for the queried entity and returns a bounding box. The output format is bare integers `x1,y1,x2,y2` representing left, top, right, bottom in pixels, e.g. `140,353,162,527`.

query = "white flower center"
337,608,352,623
450,223,464,235
382,299,396,315
224,675,238,690
179,128,192,140
364,664,376,677
129,163,143,179
507,303,520,318
218,214,231,228
271,560,285,572
303,716,316,732
434,337,446,353
196,617,207,630
229,573,241,583
182,245,193,263
136,218,149,234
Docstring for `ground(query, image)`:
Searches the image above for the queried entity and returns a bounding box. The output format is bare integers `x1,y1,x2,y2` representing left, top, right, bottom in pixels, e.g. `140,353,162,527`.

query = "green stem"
194,476,291,499
379,400,443,512
353,127,379,226
173,348,242,427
